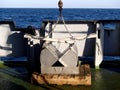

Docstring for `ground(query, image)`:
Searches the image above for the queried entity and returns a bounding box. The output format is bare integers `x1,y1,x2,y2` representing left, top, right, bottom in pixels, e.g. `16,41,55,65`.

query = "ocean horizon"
0,8,120,28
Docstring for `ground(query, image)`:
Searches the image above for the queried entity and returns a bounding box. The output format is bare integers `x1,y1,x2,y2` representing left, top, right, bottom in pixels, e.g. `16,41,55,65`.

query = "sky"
0,0,120,8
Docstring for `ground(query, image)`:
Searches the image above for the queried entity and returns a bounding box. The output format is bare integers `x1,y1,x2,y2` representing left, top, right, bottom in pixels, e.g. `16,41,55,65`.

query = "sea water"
0,8,120,28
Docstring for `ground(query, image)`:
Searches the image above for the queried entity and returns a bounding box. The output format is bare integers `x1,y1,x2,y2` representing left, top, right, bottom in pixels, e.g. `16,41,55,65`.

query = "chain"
46,0,73,39
45,16,60,38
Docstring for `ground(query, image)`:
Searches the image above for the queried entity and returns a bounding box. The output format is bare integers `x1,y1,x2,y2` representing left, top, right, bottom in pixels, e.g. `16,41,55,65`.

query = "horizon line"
0,7,120,9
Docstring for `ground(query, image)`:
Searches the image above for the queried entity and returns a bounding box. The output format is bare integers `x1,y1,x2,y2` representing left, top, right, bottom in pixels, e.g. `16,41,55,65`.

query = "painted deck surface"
0,61,120,90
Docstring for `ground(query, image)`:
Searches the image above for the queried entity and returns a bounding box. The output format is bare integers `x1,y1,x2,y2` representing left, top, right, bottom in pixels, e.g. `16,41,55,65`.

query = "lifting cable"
46,0,74,38
24,0,97,44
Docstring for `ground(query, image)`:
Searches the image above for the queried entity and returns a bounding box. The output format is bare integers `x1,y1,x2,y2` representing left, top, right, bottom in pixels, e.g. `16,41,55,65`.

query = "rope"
24,33,97,44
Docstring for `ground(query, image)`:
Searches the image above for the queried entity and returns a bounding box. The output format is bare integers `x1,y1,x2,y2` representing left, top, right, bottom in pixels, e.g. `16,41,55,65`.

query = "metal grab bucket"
40,42,78,74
